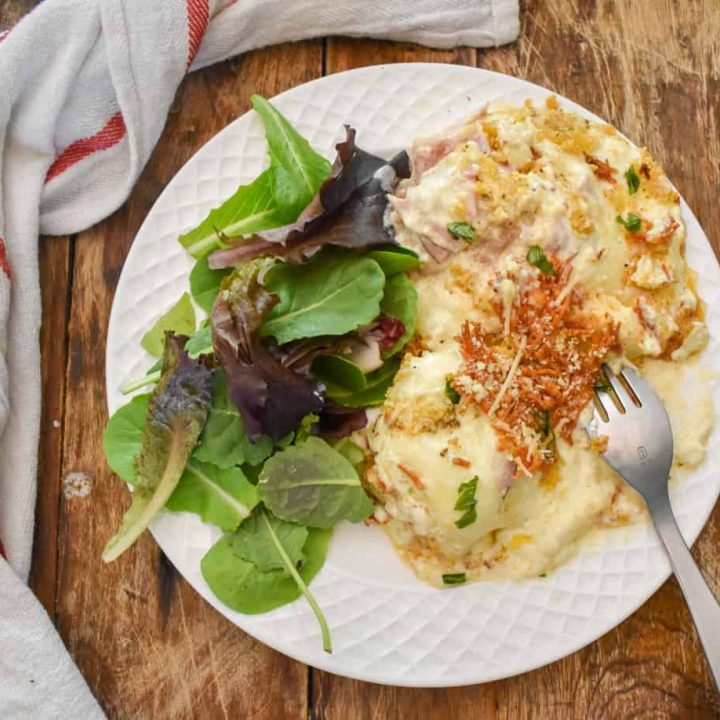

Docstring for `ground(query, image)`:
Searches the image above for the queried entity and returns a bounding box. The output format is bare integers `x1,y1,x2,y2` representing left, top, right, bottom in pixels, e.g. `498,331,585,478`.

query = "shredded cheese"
488,335,527,417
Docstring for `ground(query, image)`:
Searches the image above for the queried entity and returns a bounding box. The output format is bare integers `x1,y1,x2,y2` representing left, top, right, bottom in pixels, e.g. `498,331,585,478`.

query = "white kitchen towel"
0,0,518,716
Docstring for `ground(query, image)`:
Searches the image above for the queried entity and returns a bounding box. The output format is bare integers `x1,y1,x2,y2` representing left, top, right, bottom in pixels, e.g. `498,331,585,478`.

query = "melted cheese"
360,99,713,587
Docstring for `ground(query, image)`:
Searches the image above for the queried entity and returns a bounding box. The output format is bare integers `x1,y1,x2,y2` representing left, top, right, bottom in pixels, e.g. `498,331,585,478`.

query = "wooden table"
5,0,720,716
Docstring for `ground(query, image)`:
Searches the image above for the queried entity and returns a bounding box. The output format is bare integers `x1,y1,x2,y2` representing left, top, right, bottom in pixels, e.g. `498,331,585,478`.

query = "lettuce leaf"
166,459,259,531
260,253,385,345
212,260,324,440
102,334,213,562
208,128,410,268
258,436,373,528
141,293,196,357
193,370,273,468
180,97,332,260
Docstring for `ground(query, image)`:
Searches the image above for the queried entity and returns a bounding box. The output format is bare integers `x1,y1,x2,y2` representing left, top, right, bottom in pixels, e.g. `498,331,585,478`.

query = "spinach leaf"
193,371,274,469
322,357,400,408
178,171,289,259
313,355,367,392
190,254,230,314
367,246,420,275
261,255,385,344
258,436,373,527
166,459,259,531
103,335,213,562
227,507,307,572
141,293,196,357
201,510,332,650
251,95,332,216
379,273,417,356
103,393,150,482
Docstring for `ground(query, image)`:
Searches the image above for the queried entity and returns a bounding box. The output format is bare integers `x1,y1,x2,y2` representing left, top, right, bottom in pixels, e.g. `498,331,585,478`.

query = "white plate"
106,63,720,687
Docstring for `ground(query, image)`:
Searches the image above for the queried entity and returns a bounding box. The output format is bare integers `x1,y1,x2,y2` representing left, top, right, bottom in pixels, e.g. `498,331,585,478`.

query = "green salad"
102,96,417,652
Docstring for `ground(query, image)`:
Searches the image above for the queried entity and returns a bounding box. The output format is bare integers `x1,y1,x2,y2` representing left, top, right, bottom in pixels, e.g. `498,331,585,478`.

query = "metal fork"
586,363,720,690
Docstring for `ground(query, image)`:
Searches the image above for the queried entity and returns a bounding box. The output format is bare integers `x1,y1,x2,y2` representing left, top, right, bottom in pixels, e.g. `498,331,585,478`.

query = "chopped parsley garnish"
454,476,478,529
442,572,467,585
594,381,611,392
526,245,555,275
447,221,476,243
445,375,460,404
616,212,642,233
625,165,640,195
533,409,555,447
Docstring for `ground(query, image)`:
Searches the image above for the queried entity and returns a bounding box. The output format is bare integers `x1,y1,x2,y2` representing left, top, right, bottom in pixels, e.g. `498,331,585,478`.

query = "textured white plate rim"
106,63,720,687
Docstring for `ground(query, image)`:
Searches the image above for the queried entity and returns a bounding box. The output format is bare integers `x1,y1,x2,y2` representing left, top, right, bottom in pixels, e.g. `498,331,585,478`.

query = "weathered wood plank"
54,43,323,719
29,236,72,617
313,2,720,719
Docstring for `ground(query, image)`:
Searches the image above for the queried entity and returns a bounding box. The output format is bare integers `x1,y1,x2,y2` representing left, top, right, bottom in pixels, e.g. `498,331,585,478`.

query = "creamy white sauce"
362,100,713,587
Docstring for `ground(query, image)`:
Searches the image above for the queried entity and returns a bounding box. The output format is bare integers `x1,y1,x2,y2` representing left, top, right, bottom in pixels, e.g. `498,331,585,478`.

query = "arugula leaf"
141,294,196,357
322,357,400,407
367,247,421,275
251,95,332,215
193,371,274,469
442,573,466,585
227,507,307,572
103,335,213,562
526,245,556,276
261,254,385,345
616,212,642,233
184,325,213,359
313,355,367,392
103,393,150,482
179,171,289,259
625,165,640,195
258,436,373,528
447,222,476,243
379,273,417,356
201,512,332,650
166,459,259,531
454,476,478,529
190,254,231,314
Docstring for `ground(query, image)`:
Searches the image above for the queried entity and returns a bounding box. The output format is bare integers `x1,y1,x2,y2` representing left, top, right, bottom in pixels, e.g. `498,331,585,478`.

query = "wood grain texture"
53,43,322,720
27,0,720,718
29,235,72,617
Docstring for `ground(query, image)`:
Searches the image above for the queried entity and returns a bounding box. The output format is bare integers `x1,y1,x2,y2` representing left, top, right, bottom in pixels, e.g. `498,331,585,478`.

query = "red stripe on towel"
45,111,126,183
0,236,10,279
186,0,209,68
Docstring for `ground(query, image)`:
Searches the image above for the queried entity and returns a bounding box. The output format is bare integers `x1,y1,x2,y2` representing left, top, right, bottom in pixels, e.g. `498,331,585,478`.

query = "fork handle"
648,492,720,690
